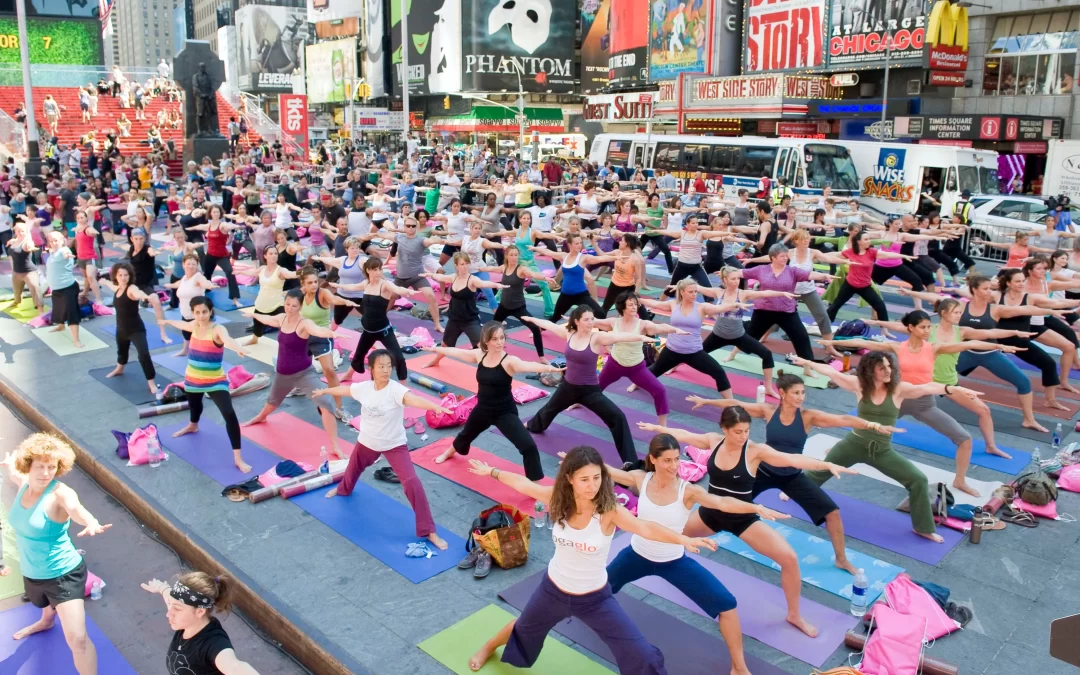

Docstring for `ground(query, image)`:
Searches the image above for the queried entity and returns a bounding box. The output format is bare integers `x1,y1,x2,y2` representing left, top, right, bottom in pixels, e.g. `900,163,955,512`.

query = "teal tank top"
515,227,535,265
8,481,83,580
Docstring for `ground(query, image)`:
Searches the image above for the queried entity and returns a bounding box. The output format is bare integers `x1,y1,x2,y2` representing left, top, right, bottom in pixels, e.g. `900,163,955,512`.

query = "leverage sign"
582,93,654,122
279,94,308,149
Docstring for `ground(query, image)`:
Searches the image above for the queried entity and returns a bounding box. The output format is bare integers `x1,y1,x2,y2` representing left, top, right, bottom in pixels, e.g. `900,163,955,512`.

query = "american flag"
99,0,114,32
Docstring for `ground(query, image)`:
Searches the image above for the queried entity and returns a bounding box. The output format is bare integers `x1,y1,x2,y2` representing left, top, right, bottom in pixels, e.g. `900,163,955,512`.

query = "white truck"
1042,139,1080,200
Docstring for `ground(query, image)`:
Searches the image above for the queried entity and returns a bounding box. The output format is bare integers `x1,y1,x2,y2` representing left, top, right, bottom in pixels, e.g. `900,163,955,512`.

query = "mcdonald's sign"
926,0,969,71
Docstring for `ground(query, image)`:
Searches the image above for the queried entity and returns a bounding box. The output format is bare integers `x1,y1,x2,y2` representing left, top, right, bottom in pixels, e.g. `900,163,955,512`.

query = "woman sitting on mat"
100,262,168,399
478,245,555,363
521,306,653,466
160,297,252,472
314,350,453,550
43,231,85,349
4,434,111,674
465,445,716,673
638,408,853,637
300,267,357,422
241,289,347,460
142,572,260,675
430,322,563,480
816,309,1019,497
634,279,749,400
244,244,297,346
792,351,980,541
421,252,507,369
5,220,44,314
597,433,787,675
688,374,903,574
164,254,217,358
530,233,615,322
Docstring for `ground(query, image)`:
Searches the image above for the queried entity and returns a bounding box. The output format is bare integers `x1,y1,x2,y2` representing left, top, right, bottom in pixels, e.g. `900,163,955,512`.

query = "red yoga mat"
240,411,355,466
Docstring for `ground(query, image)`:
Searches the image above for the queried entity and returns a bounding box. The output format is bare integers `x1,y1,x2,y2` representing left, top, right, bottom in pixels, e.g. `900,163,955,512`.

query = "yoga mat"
0,501,24,601
88,366,171,405
802,434,1002,508
606,535,854,667
507,327,566,354
498,572,791,675
710,520,903,603
419,604,615,675
206,287,256,309
151,350,235,377
709,348,832,389
29,326,109,355
159,420,279,486
239,336,279,366
97,321,181,351
502,420,634,466
0,603,137,674
935,395,1060,442
959,374,1079,421
559,397,711,441
240,411,354,466
413,438,554,513
1,297,39,323
872,414,1032,475
411,357,526,394
289,482,465,584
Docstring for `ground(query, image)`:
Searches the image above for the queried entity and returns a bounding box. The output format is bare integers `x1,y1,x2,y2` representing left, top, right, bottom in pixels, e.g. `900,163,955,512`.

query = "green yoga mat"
2,297,40,323
594,277,661,296
710,348,831,388
418,604,615,675
30,326,109,355
0,500,25,600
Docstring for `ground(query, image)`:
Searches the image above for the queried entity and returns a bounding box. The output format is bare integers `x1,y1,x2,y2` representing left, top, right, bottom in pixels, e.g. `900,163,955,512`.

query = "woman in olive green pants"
791,352,983,543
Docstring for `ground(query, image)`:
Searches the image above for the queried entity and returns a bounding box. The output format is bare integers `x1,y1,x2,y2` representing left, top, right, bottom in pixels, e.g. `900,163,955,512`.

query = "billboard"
390,0,461,96
306,0,361,22
579,0,610,94
745,0,825,72
461,0,576,93
926,0,969,71
0,0,99,17
608,0,648,88
0,17,101,65
363,0,387,98
280,94,309,149
235,5,310,92
648,0,709,81
827,0,925,68
305,37,358,103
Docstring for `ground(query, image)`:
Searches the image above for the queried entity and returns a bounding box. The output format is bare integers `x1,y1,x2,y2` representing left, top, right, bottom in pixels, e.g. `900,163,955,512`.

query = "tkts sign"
745,0,826,72
279,94,308,149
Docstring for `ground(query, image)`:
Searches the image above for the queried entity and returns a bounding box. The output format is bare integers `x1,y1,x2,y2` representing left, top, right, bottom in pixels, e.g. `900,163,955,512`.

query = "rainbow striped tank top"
184,328,229,393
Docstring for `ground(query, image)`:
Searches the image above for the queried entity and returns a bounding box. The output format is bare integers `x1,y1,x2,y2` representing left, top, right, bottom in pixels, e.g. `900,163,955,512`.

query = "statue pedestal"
184,135,230,167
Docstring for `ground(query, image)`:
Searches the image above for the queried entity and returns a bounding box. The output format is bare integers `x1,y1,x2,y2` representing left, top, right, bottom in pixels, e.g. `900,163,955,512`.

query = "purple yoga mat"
755,488,964,565
0,603,137,674
559,397,711,442
608,535,854,667
498,420,631,466
158,420,279,486
498,571,791,675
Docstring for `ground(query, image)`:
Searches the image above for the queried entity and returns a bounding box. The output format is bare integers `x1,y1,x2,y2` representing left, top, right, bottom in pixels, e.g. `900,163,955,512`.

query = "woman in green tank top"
300,267,357,422
499,211,555,316
792,351,981,542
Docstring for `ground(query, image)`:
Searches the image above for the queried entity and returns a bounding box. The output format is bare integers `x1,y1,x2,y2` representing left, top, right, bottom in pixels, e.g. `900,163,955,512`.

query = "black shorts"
752,470,838,526
698,505,759,536
25,559,87,609
441,244,460,257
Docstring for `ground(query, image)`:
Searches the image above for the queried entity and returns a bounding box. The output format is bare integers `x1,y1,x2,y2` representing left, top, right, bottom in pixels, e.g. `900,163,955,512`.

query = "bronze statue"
192,63,218,136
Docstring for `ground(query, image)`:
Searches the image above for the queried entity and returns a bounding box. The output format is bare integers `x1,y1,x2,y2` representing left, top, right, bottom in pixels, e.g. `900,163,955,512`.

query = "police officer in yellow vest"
770,177,794,204
953,189,973,225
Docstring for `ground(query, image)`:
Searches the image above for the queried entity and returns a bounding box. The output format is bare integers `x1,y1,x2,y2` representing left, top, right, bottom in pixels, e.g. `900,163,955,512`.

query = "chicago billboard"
579,0,610,94
608,0,648,88
390,0,461,96
744,0,825,72
827,0,925,68
461,0,576,92
648,0,710,81
235,5,310,93
305,37,358,103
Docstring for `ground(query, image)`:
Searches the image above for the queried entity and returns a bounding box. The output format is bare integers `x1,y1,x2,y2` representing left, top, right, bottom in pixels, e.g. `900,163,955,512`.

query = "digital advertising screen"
0,17,102,65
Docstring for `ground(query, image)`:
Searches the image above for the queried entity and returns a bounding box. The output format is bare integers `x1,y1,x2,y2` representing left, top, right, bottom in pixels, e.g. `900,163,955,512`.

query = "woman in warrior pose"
421,253,507,369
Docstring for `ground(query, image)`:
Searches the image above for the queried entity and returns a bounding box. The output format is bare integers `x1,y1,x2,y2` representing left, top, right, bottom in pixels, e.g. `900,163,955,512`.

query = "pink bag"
92,303,114,316
212,276,227,287
84,570,104,597
614,485,638,515
685,445,711,465
126,424,163,466
393,297,414,309
678,458,707,482
859,603,926,675
425,394,478,429
1058,464,1080,492
28,313,51,327
512,384,547,404
409,327,435,348
1014,497,1059,519
881,573,960,640
227,365,255,389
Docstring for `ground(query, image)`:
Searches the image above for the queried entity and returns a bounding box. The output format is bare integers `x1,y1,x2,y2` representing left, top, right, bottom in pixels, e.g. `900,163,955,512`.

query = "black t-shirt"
180,212,207,243
166,617,233,675
60,188,77,223
325,203,346,229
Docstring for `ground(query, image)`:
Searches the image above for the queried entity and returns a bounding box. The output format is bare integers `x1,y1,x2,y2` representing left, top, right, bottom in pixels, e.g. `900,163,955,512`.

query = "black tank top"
277,245,299,291
960,302,998,354
114,287,145,335
180,213,205,242
7,242,35,274
130,245,156,288
761,408,806,477
705,238,724,266
996,294,1031,333
476,353,516,411
500,265,526,310
360,286,391,332
449,278,479,323
707,439,755,503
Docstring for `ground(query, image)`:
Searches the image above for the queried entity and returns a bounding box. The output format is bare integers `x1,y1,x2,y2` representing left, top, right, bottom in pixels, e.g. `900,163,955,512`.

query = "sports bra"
761,408,805,477
896,339,935,386
706,439,755,502
791,248,817,295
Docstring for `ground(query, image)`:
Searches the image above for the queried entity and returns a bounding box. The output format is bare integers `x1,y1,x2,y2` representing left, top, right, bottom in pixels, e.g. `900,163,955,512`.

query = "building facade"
115,0,183,68
192,0,222,53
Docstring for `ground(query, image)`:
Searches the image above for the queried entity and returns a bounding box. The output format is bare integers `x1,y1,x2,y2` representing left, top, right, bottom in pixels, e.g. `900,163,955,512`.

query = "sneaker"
286,387,304,398
457,546,483,570
334,407,353,423
474,551,493,578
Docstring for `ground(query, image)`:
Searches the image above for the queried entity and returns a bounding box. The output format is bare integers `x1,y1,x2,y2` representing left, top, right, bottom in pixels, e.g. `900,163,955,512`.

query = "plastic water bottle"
319,447,330,474
533,500,548,529
147,436,163,468
1032,446,1042,464
849,568,868,616
90,581,102,601
1054,424,1062,451
756,383,766,404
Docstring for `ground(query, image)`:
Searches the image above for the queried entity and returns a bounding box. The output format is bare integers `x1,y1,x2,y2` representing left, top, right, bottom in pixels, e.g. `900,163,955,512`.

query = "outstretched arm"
468,460,553,503
419,345,481,363
687,396,774,418
636,422,721,451
789,356,860,394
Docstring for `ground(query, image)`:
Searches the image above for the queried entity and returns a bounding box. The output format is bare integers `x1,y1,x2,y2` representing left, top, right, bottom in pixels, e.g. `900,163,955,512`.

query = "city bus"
587,133,861,196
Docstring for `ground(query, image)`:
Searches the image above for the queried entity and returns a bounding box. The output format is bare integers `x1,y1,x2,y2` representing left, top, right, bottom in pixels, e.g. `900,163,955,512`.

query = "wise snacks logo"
862,148,915,203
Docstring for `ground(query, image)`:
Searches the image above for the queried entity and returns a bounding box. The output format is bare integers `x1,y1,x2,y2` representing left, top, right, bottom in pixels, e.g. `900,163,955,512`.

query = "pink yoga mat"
240,411,354,465
507,327,566,353
411,356,526,393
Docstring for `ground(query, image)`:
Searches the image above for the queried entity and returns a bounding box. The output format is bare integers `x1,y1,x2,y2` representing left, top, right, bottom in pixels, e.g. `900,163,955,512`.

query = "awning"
431,106,564,133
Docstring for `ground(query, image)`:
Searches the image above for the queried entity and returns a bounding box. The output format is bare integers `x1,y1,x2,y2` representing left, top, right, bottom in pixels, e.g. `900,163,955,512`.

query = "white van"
1042,139,1080,200
844,141,1000,218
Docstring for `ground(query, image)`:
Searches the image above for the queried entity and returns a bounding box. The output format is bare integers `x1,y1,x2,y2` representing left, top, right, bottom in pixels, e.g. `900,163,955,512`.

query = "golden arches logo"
926,0,969,50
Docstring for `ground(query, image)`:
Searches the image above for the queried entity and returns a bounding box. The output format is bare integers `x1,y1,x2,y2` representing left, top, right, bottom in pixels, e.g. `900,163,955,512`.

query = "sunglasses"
405,224,417,228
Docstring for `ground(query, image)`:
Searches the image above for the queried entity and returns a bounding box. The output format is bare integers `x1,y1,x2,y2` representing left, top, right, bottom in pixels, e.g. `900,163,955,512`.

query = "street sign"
830,73,860,87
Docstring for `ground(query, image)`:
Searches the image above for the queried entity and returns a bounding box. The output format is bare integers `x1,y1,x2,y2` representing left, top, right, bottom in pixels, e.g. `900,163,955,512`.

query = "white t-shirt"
526,205,555,232
274,203,293,230
347,210,372,237
350,380,409,451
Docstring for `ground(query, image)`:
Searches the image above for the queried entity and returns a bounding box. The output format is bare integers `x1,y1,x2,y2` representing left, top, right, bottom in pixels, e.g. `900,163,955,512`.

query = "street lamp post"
400,0,410,152
16,0,40,183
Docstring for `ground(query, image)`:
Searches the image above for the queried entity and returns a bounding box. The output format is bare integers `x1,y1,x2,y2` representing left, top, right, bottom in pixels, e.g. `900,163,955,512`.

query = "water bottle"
849,568,868,616
147,436,163,468
90,581,102,601
756,383,766,404
1032,446,1042,464
1054,424,1062,451
319,446,329,474
969,507,983,544
533,500,548,529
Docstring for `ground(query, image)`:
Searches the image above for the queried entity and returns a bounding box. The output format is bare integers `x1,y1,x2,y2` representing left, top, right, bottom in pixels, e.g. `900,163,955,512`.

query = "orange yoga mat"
240,411,355,465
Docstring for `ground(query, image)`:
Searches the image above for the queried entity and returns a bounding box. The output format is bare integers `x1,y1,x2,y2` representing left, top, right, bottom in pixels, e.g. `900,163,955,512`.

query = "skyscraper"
114,0,184,68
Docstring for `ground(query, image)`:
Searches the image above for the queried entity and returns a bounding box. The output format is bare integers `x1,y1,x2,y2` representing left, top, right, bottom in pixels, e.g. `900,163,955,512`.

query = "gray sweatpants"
799,290,833,336
898,395,972,444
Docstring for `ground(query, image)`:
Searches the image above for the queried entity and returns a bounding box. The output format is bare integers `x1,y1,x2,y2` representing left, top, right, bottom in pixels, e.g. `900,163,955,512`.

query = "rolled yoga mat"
88,366,171,405
0,602,138,674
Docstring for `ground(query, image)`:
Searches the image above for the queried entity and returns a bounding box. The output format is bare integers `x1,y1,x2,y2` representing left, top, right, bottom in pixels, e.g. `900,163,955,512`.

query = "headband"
170,580,214,609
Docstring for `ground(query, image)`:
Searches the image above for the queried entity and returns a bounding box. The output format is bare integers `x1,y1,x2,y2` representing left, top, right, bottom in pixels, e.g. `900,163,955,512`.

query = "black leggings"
443,318,482,349
641,234,674,272
494,304,544,357
232,237,255,260
455,406,544,480
551,291,602,323
929,249,960,276
333,295,362,325
168,273,181,309
203,254,240,300
908,260,937,286
527,383,637,465
1000,336,1060,387
745,309,815,362
1045,315,1079,347
702,332,775,369
599,281,650,319
252,306,283,337
870,264,925,292
538,237,561,270
650,348,731,393
664,262,713,298
116,329,156,380
187,390,242,448
352,326,409,380
943,243,976,271
827,282,889,322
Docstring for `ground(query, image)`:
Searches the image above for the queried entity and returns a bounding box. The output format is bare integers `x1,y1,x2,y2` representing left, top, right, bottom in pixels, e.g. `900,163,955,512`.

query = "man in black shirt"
60,175,79,236
323,188,346,230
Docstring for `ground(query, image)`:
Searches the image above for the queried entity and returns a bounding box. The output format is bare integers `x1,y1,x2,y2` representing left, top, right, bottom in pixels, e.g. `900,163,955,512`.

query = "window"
989,199,1030,221
738,146,778,178
709,146,739,174
606,140,630,166
654,142,681,171
986,11,1079,95
683,144,710,171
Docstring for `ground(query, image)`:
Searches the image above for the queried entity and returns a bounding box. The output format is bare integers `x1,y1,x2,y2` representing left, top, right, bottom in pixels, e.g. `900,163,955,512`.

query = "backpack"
1016,468,1058,506
836,319,870,338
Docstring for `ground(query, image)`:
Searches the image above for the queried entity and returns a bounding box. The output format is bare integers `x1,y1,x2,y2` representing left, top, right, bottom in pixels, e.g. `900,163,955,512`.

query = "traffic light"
443,96,451,110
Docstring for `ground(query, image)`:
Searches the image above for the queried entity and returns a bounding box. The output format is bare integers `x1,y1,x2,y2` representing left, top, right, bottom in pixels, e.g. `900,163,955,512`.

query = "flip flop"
1000,506,1038,528
974,513,1006,531
413,421,426,434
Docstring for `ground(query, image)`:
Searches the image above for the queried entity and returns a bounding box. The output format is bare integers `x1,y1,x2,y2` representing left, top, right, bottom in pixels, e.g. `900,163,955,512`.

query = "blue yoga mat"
0,602,137,674
868,413,1033,475
98,321,181,351
289,483,465,584
158,420,280,487
206,287,256,310
712,520,902,604
151,351,235,377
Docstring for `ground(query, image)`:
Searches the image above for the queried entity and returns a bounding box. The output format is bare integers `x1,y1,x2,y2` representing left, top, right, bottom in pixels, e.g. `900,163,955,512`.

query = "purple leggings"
598,358,669,416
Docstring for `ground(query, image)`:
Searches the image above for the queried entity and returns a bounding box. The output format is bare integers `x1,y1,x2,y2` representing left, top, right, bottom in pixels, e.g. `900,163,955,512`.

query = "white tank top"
445,212,469,238
548,514,612,594
462,235,484,272
1052,269,1074,301
630,473,691,563
578,194,599,221
677,232,702,264
792,248,816,295
1032,279,1048,326
177,274,204,320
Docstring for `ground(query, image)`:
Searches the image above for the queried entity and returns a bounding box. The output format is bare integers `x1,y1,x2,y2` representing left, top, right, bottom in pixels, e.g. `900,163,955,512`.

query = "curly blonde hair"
14,433,77,476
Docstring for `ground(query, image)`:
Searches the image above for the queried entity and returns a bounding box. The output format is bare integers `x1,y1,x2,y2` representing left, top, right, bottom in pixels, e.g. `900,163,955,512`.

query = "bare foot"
1046,399,1070,412
49,325,64,332
244,336,259,346
172,423,198,438
423,357,440,369
234,458,252,473
952,479,981,498
914,530,945,543
786,614,818,638
468,642,497,672
626,383,638,393
835,557,858,575
731,667,752,675
779,491,790,502
433,324,444,333
105,365,123,378
241,416,265,427
1022,420,1049,434
435,446,457,464
233,299,243,308
427,532,448,550
172,349,188,357
764,388,780,399
13,616,54,640
1062,383,1080,395
325,487,339,498
72,341,84,349
567,403,582,411
985,446,1013,459
0,565,9,577
721,351,737,362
